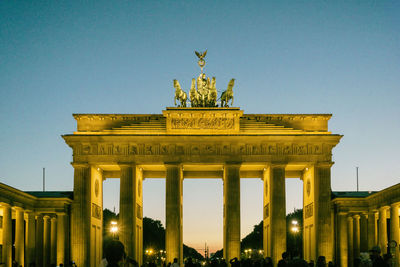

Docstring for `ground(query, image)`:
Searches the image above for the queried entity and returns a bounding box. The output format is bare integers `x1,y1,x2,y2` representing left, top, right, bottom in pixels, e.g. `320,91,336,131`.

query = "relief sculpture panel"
73,142,329,159
171,118,234,130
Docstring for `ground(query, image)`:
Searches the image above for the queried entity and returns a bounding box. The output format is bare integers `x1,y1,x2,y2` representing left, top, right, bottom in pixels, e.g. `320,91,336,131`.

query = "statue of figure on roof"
173,50,235,107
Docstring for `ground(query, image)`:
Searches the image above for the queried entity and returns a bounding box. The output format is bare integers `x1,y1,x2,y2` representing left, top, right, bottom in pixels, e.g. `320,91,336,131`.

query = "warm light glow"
292,220,298,225
291,226,299,233
146,248,153,255
110,221,118,234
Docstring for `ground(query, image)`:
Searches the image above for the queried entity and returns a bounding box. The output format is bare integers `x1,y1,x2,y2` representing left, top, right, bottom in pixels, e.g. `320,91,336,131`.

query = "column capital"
13,206,24,212
347,215,354,221
0,202,11,207
71,162,90,168
269,162,287,168
390,202,400,208
164,162,183,169
379,206,390,211
353,214,360,219
224,161,242,166
118,162,136,168
313,162,334,168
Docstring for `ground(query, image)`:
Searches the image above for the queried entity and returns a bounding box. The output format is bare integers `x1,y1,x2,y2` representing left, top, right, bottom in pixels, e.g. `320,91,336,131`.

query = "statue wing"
202,50,207,58
195,51,201,58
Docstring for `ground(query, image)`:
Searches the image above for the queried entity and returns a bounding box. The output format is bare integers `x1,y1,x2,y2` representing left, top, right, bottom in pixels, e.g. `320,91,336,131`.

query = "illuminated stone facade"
0,183,72,267
332,185,400,267
62,107,342,267
1,107,398,267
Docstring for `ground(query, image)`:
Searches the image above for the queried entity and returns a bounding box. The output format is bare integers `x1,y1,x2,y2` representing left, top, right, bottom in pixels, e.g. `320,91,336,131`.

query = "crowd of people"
97,240,393,267
4,241,393,267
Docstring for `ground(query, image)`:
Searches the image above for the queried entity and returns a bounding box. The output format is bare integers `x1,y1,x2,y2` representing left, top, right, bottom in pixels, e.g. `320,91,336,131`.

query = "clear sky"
1,1,399,253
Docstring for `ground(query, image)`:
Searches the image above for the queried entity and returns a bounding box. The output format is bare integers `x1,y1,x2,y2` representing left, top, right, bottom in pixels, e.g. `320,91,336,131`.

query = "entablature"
70,108,336,135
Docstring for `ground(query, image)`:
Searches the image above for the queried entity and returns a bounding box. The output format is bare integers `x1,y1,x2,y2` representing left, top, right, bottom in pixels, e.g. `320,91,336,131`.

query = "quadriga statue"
173,79,187,107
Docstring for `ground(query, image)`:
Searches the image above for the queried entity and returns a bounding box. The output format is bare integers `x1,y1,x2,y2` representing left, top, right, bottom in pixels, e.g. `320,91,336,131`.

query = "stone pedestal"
165,164,183,265
223,163,241,263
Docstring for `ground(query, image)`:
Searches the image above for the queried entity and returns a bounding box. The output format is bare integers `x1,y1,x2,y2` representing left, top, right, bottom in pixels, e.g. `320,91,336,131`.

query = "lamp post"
290,220,300,254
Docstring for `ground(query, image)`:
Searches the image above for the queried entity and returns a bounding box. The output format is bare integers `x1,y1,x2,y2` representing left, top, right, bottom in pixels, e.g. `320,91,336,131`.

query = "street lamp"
110,221,118,239
291,220,299,233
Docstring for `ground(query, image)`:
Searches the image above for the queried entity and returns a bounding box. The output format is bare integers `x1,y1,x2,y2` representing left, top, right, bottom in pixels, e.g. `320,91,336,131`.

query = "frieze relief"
171,118,234,130
73,142,331,157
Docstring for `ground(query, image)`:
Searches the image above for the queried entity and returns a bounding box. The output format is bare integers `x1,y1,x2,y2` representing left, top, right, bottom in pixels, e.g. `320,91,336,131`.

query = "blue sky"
1,1,399,253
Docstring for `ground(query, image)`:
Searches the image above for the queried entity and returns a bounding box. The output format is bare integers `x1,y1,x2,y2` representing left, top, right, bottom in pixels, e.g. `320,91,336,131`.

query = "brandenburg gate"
62,52,342,266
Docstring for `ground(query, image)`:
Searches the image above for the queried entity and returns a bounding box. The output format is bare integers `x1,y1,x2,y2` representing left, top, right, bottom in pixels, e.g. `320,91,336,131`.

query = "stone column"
119,164,137,259
36,213,44,267
71,163,91,267
15,207,25,266
1,203,12,267
51,216,57,265
165,163,183,265
353,215,360,259
338,212,348,267
359,214,368,253
44,215,51,267
390,203,400,267
367,211,378,250
57,212,67,265
223,163,241,263
268,165,286,265
314,164,333,261
25,211,36,266
347,216,354,267
378,207,388,254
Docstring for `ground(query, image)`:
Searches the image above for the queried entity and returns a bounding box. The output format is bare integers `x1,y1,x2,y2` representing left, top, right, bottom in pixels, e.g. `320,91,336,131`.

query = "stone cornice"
69,109,337,135
0,182,72,212
332,183,400,211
